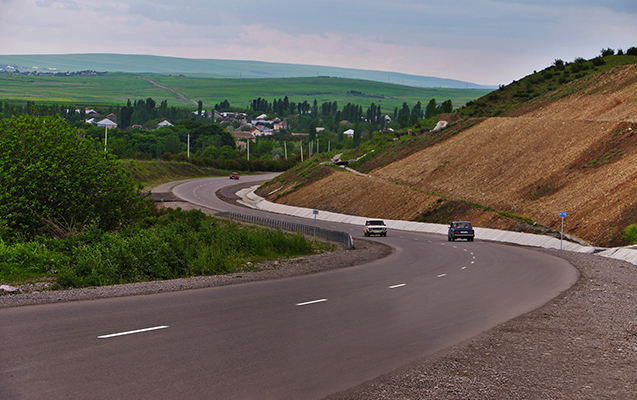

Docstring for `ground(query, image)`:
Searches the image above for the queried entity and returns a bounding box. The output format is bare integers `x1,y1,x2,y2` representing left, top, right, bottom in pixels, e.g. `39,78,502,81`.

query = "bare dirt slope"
261,65,637,246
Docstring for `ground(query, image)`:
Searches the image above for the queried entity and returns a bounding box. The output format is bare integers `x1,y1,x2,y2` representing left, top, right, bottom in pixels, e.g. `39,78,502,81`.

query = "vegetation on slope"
0,115,320,287
459,51,637,118
260,50,637,247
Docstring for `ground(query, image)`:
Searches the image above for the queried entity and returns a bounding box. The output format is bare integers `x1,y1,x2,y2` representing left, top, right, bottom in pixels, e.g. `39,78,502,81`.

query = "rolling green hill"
0,73,492,112
0,53,494,89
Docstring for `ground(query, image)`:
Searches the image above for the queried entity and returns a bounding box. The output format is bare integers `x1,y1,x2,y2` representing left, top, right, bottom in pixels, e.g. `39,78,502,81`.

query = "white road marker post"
313,210,318,242
559,211,567,250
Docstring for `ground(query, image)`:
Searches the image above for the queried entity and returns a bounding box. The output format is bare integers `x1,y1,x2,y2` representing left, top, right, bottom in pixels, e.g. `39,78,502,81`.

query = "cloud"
34,0,79,10
2,0,636,85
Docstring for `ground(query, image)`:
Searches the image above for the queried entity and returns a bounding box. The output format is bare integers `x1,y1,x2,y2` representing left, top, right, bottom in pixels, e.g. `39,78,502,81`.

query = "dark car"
230,172,240,180
448,221,474,241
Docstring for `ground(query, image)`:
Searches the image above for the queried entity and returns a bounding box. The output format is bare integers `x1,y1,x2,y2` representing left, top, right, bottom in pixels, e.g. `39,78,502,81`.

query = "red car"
229,172,240,180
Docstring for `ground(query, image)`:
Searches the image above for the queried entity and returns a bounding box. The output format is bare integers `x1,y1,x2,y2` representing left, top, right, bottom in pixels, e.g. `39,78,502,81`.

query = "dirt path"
138,76,196,105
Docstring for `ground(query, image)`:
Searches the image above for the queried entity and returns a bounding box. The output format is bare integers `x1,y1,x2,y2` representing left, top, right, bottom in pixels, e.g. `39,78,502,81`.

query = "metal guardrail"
216,211,354,250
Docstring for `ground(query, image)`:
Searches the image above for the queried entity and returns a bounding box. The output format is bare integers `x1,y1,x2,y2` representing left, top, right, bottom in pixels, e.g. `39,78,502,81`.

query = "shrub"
622,224,637,245
0,210,317,288
0,115,151,240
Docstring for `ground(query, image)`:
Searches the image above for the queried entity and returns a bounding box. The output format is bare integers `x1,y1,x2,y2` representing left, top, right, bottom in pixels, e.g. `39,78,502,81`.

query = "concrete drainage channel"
235,185,637,267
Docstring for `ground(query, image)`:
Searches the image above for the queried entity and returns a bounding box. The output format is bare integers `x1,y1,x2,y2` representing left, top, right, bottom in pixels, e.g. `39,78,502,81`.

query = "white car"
364,220,387,237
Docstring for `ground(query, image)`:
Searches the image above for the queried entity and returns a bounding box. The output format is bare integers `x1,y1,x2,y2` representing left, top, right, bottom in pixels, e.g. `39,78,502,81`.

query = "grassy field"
120,160,234,189
0,72,492,112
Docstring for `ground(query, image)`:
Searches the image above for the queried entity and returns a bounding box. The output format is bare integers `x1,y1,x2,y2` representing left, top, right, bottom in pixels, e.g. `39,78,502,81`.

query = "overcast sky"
1,0,635,85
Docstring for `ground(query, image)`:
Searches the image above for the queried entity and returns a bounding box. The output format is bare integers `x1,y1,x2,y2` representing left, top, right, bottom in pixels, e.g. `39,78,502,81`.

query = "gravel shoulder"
326,248,637,400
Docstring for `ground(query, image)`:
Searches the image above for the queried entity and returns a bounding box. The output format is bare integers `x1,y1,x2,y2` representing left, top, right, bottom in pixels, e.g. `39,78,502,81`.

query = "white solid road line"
437,274,447,278
98,325,169,339
389,284,406,289
296,299,328,306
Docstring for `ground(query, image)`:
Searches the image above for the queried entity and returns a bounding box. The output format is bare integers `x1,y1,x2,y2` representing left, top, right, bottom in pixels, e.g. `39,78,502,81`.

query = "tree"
425,99,437,119
308,120,317,141
0,115,148,239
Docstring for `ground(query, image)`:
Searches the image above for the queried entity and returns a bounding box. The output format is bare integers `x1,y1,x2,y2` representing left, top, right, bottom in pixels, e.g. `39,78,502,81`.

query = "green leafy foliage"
0,210,316,287
622,224,637,245
0,115,149,239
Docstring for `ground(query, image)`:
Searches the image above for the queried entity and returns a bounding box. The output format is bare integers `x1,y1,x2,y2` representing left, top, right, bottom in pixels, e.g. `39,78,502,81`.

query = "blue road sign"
559,211,567,218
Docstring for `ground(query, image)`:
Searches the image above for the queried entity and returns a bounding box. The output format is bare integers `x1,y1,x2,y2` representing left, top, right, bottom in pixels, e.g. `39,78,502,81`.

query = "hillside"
0,73,490,111
0,53,493,89
257,61,637,247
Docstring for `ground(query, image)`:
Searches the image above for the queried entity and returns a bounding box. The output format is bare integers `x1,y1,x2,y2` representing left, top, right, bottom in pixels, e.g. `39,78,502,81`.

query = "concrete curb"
236,185,637,266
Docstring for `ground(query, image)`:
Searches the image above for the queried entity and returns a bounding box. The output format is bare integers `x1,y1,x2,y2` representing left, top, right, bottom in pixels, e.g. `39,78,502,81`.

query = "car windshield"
367,220,384,225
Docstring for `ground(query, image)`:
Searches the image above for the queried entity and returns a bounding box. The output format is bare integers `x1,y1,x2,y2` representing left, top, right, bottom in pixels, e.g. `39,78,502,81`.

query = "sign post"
313,210,319,242
559,211,567,250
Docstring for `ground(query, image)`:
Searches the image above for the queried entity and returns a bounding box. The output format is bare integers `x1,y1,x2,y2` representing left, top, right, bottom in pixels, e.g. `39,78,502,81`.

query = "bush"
0,115,151,240
1,209,317,287
622,224,637,245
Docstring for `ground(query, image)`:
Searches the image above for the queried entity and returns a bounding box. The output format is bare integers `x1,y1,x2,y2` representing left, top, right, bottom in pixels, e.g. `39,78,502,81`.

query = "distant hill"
0,53,494,89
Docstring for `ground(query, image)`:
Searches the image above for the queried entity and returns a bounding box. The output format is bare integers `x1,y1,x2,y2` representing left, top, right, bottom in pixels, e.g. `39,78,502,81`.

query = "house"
105,113,117,123
96,119,118,129
343,129,355,137
157,120,173,129
231,131,256,149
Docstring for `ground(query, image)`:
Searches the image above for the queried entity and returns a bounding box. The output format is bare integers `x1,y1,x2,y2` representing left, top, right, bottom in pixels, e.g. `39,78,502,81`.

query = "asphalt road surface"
0,175,578,400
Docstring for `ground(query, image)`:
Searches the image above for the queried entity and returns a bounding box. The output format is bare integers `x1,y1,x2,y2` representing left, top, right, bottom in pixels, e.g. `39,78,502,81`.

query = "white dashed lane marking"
389,284,406,289
296,299,328,306
98,326,169,339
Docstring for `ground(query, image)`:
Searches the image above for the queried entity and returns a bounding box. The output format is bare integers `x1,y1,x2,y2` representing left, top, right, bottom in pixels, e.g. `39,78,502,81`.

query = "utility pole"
300,140,303,162
284,142,287,160
187,134,190,158
104,126,108,152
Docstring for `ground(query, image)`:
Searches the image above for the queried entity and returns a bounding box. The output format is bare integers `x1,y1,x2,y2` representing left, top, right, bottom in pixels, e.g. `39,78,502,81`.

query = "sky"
1,0,636,86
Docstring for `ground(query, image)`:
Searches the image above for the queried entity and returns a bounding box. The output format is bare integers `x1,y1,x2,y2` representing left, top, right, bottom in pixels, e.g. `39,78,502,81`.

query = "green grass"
119,160,233,189
0,73,492,113
459,54,637,118
0,209,320,287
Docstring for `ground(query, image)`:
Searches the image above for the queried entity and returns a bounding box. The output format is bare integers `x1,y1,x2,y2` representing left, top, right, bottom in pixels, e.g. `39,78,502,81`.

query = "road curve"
0,176,578,400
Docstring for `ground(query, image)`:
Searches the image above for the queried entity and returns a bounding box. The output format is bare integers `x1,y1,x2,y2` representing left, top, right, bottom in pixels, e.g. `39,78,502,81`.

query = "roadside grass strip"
98,325,169,339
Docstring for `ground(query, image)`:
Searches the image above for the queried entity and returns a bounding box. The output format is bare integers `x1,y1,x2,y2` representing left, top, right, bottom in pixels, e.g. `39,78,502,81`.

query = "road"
0,175,578,400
